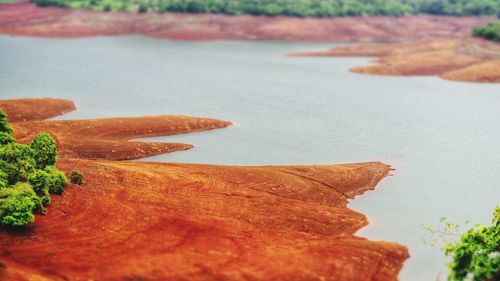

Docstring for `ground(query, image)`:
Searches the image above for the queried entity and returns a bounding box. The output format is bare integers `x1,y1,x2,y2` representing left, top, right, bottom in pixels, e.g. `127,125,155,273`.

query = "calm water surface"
1,35,500,281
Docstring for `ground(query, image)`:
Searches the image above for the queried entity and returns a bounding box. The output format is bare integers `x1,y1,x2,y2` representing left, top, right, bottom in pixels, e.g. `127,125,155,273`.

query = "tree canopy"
473,20,500,41
31,0,500,17
0,109,69,227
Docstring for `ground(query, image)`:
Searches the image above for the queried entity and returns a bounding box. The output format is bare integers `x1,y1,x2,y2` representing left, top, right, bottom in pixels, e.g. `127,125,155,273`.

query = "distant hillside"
31,0,500,17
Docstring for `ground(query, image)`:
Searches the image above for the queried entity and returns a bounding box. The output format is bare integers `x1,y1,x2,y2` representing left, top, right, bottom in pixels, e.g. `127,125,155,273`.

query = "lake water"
1,35,500,281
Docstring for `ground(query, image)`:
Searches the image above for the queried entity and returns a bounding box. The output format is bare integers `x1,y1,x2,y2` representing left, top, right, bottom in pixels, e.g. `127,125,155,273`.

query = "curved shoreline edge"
0,98,409,280
293,38,500,83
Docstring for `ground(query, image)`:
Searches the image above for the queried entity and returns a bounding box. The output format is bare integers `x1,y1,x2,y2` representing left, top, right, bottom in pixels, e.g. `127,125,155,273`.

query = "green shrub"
0,111,67,227
28,170,51,206
473,21,500,41
0,110,13,135
44,166,69,195
0,132,15,145
0,144,36,181
0,183,41,226
0,159,21,184
0,171,8,189
70,170,85,185
31,132,57,169
444,207,500,281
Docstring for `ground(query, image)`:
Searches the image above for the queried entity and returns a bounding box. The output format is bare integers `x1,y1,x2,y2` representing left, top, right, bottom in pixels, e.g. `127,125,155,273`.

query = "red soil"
0,98,409,280
12,115,231,160
0,98,76,122
294,38,500,83
0,98,231,160
0,2,494,41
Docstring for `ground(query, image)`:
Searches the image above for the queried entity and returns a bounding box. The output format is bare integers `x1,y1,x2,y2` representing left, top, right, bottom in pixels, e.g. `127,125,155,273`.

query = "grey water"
1,35,499,281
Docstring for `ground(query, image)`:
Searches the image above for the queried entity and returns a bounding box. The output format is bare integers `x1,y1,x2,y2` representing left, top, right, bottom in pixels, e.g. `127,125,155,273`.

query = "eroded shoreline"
294,38,500,83
0,98,408,280
2,2,499,84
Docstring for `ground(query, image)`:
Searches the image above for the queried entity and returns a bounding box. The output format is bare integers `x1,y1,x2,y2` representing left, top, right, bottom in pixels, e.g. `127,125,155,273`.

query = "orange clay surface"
0,98,408,280
293,38,500,83
0,1,493,42
0,98,76,122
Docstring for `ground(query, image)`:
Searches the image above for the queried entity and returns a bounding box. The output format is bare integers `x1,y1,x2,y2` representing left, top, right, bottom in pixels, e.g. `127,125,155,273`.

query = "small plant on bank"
0,109,69,227
70,170,85,186
43,166,69,194
425,207,500,281
445,207,500,281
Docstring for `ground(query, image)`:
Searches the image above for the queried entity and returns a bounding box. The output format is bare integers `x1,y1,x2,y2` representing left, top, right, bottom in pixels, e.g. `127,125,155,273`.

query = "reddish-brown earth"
294,38,500,83
0,98,409,280
1,3,498,83
12,115,232,160
0,98,76,122
2,98,231,160
0,1,494,41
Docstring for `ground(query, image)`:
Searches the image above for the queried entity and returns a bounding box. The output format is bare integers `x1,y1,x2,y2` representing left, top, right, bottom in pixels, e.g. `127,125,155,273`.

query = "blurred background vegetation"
474,21,500,41
31,0,500,17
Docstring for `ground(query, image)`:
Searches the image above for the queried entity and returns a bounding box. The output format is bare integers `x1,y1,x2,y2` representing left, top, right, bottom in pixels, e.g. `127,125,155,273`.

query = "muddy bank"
0,98,409,280
293,38,500,83
0,2,493,41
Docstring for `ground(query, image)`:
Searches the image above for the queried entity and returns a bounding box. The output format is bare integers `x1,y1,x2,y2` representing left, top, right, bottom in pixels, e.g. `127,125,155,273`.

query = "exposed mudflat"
0,2,493,41
294,38,500,83
0,98,408,281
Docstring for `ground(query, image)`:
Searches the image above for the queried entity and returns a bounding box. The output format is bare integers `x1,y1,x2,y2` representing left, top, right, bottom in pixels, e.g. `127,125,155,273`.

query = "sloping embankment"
0,98,408,281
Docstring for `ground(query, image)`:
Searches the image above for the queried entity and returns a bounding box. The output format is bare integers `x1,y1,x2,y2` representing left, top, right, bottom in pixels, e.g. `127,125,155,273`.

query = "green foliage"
425,208,500,281
28,170,51,206
445,207,500,281
70,170,85,185
138,0,148,12
0,108,68,227
0,159,21,184
0,143,36,182
30,132,58,169
43,166,69,195
0,171,8,189
0,110,13,134
473,21,500,42
30,0,500,16
0,183,40,226
0,132,15,145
